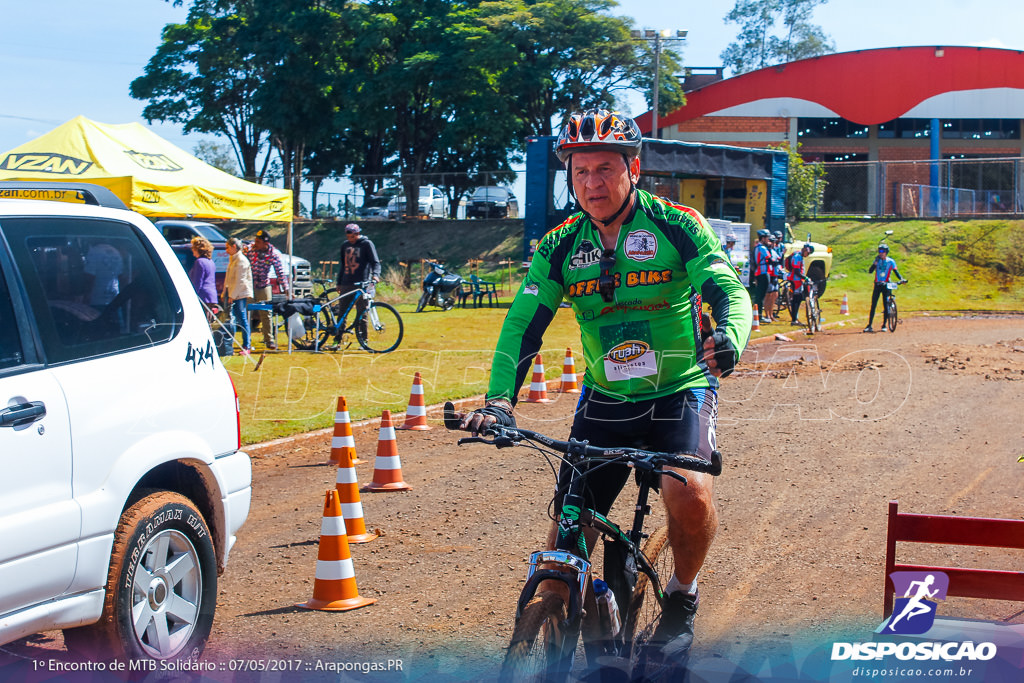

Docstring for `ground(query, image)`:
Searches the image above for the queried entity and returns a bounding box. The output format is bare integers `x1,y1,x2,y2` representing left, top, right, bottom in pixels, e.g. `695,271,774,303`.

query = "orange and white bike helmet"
555,109,643,164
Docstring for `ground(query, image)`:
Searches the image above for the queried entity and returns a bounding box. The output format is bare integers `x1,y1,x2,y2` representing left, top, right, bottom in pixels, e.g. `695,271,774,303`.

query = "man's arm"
271,249,289,291
365,240,382,281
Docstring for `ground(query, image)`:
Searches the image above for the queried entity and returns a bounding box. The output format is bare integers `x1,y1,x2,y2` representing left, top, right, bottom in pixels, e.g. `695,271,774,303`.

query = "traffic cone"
396,371,431,430
297,489,376,612
361,410,412,492
752,304,761,332
328,396,362,465
559,347,581,394
522,354,552,403
840,293,850,315
334,453,377,543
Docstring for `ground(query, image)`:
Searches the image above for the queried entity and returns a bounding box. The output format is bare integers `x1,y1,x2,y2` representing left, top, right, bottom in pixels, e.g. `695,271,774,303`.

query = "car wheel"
63,491,217,662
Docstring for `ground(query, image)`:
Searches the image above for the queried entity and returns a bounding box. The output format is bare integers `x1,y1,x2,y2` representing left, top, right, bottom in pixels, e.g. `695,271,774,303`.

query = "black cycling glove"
708,328,737,378
473,405,518,429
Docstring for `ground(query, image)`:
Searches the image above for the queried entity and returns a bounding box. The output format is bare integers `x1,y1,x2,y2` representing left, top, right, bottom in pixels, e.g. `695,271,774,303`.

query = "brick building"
638,47,1024,215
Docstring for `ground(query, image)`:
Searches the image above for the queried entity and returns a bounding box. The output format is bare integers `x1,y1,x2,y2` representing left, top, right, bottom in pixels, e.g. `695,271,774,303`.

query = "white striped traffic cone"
522,353,552,403
840,293,850,315
396,371,431,430
752,304,761,331
361,410,412,492
296,489,376,612
559,347,580,393
328,396,362,465
334,453,377,543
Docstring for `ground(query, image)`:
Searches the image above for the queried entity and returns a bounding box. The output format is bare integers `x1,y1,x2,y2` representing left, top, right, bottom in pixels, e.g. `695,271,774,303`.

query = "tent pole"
288,220,294,355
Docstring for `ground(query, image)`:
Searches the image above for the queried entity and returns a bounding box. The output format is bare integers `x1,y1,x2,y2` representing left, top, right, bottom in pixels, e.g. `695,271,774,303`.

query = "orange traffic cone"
840,293,850,315
396,371,431,430
361,410,412,492
328,396,362,465
334,453,377,543
752,304,761,331
522,354,552,403
559,347,581,394
297,489,376,612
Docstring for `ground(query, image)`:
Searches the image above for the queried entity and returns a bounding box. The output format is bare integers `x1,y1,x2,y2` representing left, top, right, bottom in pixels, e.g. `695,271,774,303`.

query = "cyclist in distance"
336,223,382,333
751,228,773,323
864,243,906,333
785,243,815,325
455,109,752,675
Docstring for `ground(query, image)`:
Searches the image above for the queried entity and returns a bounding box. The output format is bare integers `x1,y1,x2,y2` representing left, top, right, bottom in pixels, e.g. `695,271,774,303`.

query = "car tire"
63,491,217,662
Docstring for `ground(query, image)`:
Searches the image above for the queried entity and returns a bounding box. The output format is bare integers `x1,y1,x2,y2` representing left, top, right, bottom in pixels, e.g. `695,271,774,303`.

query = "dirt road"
6,315,1024,681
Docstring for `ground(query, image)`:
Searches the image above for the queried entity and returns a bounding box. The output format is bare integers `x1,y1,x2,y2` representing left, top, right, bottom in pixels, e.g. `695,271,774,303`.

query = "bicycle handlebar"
442,402,722,476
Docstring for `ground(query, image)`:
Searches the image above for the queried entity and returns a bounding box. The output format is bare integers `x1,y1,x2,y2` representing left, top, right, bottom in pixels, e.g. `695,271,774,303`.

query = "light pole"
630,29,687,139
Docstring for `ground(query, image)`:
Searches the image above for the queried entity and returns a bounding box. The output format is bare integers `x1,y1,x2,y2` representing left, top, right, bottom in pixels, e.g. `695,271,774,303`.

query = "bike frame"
512,443,675,665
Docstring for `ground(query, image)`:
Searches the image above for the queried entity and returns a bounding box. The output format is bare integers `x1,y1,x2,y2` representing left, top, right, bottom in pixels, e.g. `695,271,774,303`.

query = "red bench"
884,499,1024,617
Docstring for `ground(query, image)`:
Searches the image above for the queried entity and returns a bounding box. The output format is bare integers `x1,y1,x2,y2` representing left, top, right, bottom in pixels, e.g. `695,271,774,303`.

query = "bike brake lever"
660,469,689,486
456,434,517,448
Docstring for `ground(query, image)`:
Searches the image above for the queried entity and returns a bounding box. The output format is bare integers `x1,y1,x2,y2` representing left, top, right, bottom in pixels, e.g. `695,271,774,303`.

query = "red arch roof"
644,46,1024,129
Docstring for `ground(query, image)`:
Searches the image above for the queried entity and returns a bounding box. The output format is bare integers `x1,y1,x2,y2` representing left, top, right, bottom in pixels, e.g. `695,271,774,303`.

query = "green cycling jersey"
487,189,752,403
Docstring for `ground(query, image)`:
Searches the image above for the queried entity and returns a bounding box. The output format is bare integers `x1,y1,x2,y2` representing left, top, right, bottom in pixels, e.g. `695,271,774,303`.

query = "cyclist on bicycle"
785,243,815,325
456,108,752,676
336,223,381,334
864,243,906,333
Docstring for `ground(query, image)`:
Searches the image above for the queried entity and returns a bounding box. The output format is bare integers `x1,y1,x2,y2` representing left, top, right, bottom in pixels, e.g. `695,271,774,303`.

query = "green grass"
226,301,584,445
777,218,1024,332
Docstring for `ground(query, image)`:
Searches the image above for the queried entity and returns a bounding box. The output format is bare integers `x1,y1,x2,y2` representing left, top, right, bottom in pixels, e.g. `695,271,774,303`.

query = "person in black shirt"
336,223,382,330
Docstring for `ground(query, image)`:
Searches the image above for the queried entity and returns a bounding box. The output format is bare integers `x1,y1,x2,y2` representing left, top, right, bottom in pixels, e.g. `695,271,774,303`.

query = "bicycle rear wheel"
887,299,898,332
623,525,673,662
500,591,575,683
356,302,404,353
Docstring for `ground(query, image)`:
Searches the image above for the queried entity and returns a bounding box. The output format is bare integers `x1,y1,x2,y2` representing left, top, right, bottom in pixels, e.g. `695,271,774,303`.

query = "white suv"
0,182,251,662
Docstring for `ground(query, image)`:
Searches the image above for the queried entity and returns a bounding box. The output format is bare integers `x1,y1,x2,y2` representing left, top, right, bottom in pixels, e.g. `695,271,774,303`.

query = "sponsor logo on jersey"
523,283,539,296
0,152,93,175
624,229,657,261
568,239,602,270
124,150,184,172
607,340,650,364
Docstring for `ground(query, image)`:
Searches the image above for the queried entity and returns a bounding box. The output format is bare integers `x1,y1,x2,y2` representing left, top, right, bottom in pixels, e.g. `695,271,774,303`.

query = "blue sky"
2,0,1022,168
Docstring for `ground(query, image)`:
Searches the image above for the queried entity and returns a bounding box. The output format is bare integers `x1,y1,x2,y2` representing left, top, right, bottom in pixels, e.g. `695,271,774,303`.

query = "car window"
3,217,183,365
0,258,24,371
194,224,227,242
162,226,194,242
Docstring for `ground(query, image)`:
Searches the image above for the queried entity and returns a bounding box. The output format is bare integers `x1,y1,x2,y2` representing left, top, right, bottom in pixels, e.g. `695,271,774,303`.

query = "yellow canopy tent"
0,115,292,221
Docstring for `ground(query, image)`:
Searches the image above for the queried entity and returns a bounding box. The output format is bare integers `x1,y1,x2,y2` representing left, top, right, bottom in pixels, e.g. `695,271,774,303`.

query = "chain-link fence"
806,156,1024,218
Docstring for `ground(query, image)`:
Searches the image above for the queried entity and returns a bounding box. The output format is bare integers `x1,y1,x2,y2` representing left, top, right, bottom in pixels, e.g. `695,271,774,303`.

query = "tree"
192,140,240,175
720,0,834,75
772,141,826,219
131,8,271,181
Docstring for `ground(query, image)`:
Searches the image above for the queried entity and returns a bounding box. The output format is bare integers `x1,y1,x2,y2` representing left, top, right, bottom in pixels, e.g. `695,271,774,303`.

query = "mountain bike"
289,279,403,353
803,279,821,334
442,402,722,682
774,278,793,321
883,279,907,332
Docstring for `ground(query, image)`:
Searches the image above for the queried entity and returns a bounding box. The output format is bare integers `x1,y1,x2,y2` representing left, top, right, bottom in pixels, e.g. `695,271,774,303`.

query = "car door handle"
0,401,47,428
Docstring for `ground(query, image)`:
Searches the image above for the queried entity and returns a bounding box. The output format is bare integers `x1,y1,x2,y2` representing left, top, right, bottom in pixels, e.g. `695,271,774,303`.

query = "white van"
0,182,251,662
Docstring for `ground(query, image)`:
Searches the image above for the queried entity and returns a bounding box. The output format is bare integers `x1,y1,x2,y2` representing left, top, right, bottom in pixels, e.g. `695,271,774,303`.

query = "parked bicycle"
883,279,908,332
289,278,403,353
442,402,722,682
774,279,793,321
802,279,822,333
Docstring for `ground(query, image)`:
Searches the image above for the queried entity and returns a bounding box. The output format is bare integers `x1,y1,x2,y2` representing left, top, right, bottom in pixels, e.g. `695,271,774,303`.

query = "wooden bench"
883,499,1024,617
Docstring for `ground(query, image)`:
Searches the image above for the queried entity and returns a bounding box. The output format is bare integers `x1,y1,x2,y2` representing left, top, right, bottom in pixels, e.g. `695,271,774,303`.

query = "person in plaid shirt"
244,229,289,349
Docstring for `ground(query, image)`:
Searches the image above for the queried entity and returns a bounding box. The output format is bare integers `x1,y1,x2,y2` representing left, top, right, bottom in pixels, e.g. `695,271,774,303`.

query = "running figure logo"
885,571,949,635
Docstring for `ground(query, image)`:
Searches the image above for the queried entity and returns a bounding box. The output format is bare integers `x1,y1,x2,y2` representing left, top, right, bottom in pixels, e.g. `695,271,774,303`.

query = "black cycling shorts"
554,386,719,517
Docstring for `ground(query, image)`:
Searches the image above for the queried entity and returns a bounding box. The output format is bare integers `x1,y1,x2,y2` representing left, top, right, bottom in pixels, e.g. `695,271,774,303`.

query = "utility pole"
631,29,687,139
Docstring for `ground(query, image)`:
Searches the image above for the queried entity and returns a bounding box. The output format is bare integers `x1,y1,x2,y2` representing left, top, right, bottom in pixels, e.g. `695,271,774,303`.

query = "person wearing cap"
785,243,815,325
722,233,738,270
752,229,773,322
336,223,382,333
454,109,752,676
244,229,289,350
864,243,906,332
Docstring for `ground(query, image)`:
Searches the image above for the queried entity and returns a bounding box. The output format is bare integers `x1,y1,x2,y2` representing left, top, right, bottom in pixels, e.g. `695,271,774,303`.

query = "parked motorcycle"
416,261,465,312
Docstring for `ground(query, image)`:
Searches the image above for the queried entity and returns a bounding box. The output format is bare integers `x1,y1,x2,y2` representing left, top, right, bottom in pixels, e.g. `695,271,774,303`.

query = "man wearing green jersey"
458,109,752,674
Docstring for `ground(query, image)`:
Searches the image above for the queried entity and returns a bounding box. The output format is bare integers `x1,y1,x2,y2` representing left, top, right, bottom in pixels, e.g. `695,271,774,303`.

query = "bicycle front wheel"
887,299,898,332
415,291,430,313
624,526,673,662
356,302,404,353
500,590,575,683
